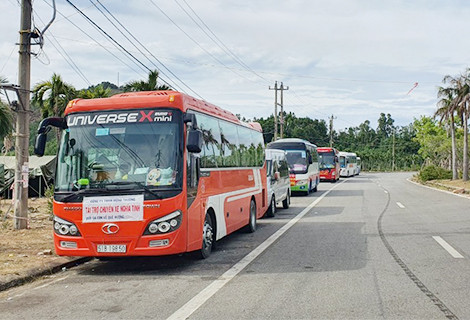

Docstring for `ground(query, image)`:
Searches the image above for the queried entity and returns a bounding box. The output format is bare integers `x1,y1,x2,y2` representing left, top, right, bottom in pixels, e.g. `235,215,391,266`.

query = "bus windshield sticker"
95,128,110,136
110,127,126,135
82,194,144,223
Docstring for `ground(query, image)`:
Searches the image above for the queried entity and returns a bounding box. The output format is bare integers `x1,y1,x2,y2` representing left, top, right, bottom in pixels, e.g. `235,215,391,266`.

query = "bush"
45,184,54,218
418,165,452,182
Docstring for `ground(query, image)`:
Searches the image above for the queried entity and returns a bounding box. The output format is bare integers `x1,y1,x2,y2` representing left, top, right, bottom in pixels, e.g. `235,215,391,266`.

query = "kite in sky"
406,82,419,95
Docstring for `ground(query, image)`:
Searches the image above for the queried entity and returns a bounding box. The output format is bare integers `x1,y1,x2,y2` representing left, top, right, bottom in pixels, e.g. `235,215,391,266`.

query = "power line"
31,9,91,85
42,0,146,78
65,0,159,82
89,0,179,90
93,0,202,98
147,0,260,86
175,0,271,85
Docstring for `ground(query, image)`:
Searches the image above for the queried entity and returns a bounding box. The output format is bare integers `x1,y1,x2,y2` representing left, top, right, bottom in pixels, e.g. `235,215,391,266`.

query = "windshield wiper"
59,188,114,202
105,181,180,198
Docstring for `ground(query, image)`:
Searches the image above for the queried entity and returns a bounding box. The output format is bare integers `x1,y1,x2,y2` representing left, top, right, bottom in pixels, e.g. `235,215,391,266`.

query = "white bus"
268,138,320,196
339,152,357,177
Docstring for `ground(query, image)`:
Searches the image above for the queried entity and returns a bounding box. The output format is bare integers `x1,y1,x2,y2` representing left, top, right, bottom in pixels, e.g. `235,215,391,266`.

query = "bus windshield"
339,156,346,168
319,151,335,169
285,150,308,173
55,109,183,199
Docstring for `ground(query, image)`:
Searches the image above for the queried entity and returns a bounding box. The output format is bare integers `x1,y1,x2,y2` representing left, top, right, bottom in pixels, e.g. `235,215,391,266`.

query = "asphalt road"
1,172,470,320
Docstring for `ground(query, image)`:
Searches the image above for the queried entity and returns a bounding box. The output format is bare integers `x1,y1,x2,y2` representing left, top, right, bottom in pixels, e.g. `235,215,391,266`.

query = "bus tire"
266,195,276,217
197,212,215,259
282,192,290,209
313,178,318,192
245,199,257,233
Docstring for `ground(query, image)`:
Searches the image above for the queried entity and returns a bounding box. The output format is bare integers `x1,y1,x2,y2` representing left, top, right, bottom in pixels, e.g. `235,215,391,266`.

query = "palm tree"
78,84,112,99
122,70,171,92
435,85,458,179
32,73,77,118
0,76,13,141
456,69,470,181
32,74,76,142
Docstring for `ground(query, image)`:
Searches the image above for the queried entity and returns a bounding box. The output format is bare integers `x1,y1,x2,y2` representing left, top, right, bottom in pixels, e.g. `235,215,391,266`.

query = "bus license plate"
97,244,127,253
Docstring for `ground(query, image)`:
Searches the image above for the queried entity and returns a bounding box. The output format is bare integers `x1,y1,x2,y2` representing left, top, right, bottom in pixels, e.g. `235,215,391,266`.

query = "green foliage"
0,76,14,140
256,112,329,146
418,165,452,182
45,184,54,217
257,112,422,171
123,70,171,92
32,73,77,118
0,101,13,140
78,84,112,99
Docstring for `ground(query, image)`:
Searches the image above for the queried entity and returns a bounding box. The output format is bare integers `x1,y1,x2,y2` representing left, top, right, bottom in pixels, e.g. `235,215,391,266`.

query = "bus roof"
317,147,337,153
64,90,262,132
268,138,317,148
338,151,357,157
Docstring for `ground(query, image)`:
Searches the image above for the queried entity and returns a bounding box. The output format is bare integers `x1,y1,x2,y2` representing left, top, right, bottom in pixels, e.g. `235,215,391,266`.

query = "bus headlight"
53,216,81,237
144,210,182,235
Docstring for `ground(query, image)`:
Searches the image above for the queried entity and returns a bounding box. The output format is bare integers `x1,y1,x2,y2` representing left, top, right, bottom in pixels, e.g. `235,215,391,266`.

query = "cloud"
1,0,470,129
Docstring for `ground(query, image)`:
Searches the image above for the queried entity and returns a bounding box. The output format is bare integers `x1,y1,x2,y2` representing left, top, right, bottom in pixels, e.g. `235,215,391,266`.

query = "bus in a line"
339,151,357,177
34,91,268,259
267,138,320,195
317,147,340,182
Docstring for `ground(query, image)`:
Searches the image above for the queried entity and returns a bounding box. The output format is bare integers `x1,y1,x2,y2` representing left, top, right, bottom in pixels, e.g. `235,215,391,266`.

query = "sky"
1,0,470,131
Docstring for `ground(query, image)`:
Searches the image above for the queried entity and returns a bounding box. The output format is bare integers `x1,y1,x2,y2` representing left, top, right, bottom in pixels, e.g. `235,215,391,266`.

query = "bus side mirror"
183,113,198,129
34,133,47,157
35,117,67,157
37,117,67,133
187,129,202,153
308,154,313,164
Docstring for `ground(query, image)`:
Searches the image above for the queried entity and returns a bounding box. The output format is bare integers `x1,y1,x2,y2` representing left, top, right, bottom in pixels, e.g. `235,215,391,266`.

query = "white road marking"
166,180,347,320
432,236,464,259
384,190,388,194
396,202,405,208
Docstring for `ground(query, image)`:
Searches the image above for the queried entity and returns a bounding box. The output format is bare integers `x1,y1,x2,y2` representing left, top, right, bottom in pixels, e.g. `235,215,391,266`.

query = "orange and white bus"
34,91,268,258
317,147,340,182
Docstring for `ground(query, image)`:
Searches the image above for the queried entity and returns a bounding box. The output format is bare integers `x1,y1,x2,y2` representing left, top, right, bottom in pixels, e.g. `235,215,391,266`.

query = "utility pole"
392,128,395,171
329,114,336,147
269,81,289,141
279,82,289,139
14,0,32,229
269,81,279,141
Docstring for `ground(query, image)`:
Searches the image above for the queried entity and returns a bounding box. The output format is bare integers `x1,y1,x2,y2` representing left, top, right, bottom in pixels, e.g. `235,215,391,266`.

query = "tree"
123,70,171,92
413,116,451,168
78,84,112,99
0,76,14,145
456,69,470,181
32,74,76,142
32,73,76,118
435,84,459,179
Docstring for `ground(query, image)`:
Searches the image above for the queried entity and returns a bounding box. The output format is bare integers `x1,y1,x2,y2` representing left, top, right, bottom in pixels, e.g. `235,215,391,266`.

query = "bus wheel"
282,192,290,209
198,213,214,259
245,199,257,233
266,195,276,217
313,179,318,192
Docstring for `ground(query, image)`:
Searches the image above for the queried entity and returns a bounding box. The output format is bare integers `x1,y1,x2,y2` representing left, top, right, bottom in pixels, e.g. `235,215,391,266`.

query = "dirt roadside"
0,197,85,291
